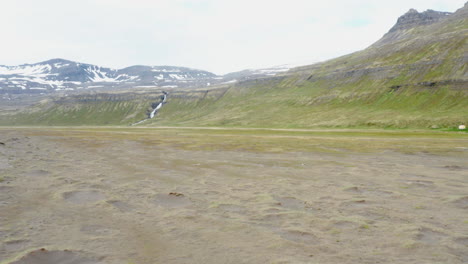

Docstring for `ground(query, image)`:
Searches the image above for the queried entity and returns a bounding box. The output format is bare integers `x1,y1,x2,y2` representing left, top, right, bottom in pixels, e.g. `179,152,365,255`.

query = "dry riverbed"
0,127,467,264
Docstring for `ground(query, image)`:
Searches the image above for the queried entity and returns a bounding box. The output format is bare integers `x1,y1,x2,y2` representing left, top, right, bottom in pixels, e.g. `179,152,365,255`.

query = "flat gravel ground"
1,128,467,264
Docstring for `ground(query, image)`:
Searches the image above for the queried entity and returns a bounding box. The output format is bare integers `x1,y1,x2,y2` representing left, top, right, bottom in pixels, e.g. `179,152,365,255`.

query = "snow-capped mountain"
0,59,217,93
0,59,294,94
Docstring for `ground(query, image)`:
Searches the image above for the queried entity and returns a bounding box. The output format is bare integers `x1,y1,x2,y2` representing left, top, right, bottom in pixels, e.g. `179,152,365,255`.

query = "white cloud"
0,0,465,74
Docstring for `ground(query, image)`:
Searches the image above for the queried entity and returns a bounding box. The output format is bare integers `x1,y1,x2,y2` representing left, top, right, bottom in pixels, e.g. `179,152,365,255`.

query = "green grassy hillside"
150,79,467,129
148,5,468,129
1,5,467,129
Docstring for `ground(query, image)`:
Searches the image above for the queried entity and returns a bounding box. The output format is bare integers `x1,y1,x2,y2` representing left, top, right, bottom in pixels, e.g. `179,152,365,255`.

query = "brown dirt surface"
0,127,467,264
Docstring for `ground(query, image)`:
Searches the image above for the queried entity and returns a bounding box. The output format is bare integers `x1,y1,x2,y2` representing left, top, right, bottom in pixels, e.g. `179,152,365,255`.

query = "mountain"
1,3,467,128
0,59,297,94
130,3,467,129
291,4,467,83
0,59,217,93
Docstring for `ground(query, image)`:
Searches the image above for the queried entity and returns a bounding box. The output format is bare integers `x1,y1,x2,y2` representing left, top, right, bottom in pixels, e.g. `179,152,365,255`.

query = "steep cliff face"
373,8,458,47
388,9,452,33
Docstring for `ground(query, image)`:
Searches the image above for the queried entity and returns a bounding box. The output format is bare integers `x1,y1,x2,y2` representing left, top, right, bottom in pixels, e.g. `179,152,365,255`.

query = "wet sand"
0,128,467,263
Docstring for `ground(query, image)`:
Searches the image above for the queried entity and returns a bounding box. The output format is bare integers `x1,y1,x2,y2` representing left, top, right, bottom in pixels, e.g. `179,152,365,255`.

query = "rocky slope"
388,8,452,33
291,4,467,85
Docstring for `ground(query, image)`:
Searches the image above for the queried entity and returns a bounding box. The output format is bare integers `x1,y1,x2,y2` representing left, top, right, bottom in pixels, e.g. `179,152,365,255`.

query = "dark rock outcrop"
388,9,452,33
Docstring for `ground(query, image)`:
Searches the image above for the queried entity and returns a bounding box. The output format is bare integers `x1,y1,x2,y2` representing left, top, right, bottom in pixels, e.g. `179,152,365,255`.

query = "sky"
1,0,465,74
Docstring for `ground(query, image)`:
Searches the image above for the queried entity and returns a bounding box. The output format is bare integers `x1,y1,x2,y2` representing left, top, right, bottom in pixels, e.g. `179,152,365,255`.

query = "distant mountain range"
0,58,292,94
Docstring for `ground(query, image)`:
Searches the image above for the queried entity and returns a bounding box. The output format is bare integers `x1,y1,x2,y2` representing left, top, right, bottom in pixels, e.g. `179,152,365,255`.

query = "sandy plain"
0,127,467,264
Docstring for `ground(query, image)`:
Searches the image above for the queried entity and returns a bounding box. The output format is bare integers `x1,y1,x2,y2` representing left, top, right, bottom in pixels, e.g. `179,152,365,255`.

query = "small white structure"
459,125,466,130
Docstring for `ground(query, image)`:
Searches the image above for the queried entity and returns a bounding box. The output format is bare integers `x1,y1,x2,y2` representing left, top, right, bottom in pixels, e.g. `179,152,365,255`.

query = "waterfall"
130,91,167,126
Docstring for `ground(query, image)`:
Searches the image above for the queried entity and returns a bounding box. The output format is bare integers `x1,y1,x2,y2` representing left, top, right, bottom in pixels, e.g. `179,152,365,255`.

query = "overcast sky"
1,0,465,74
